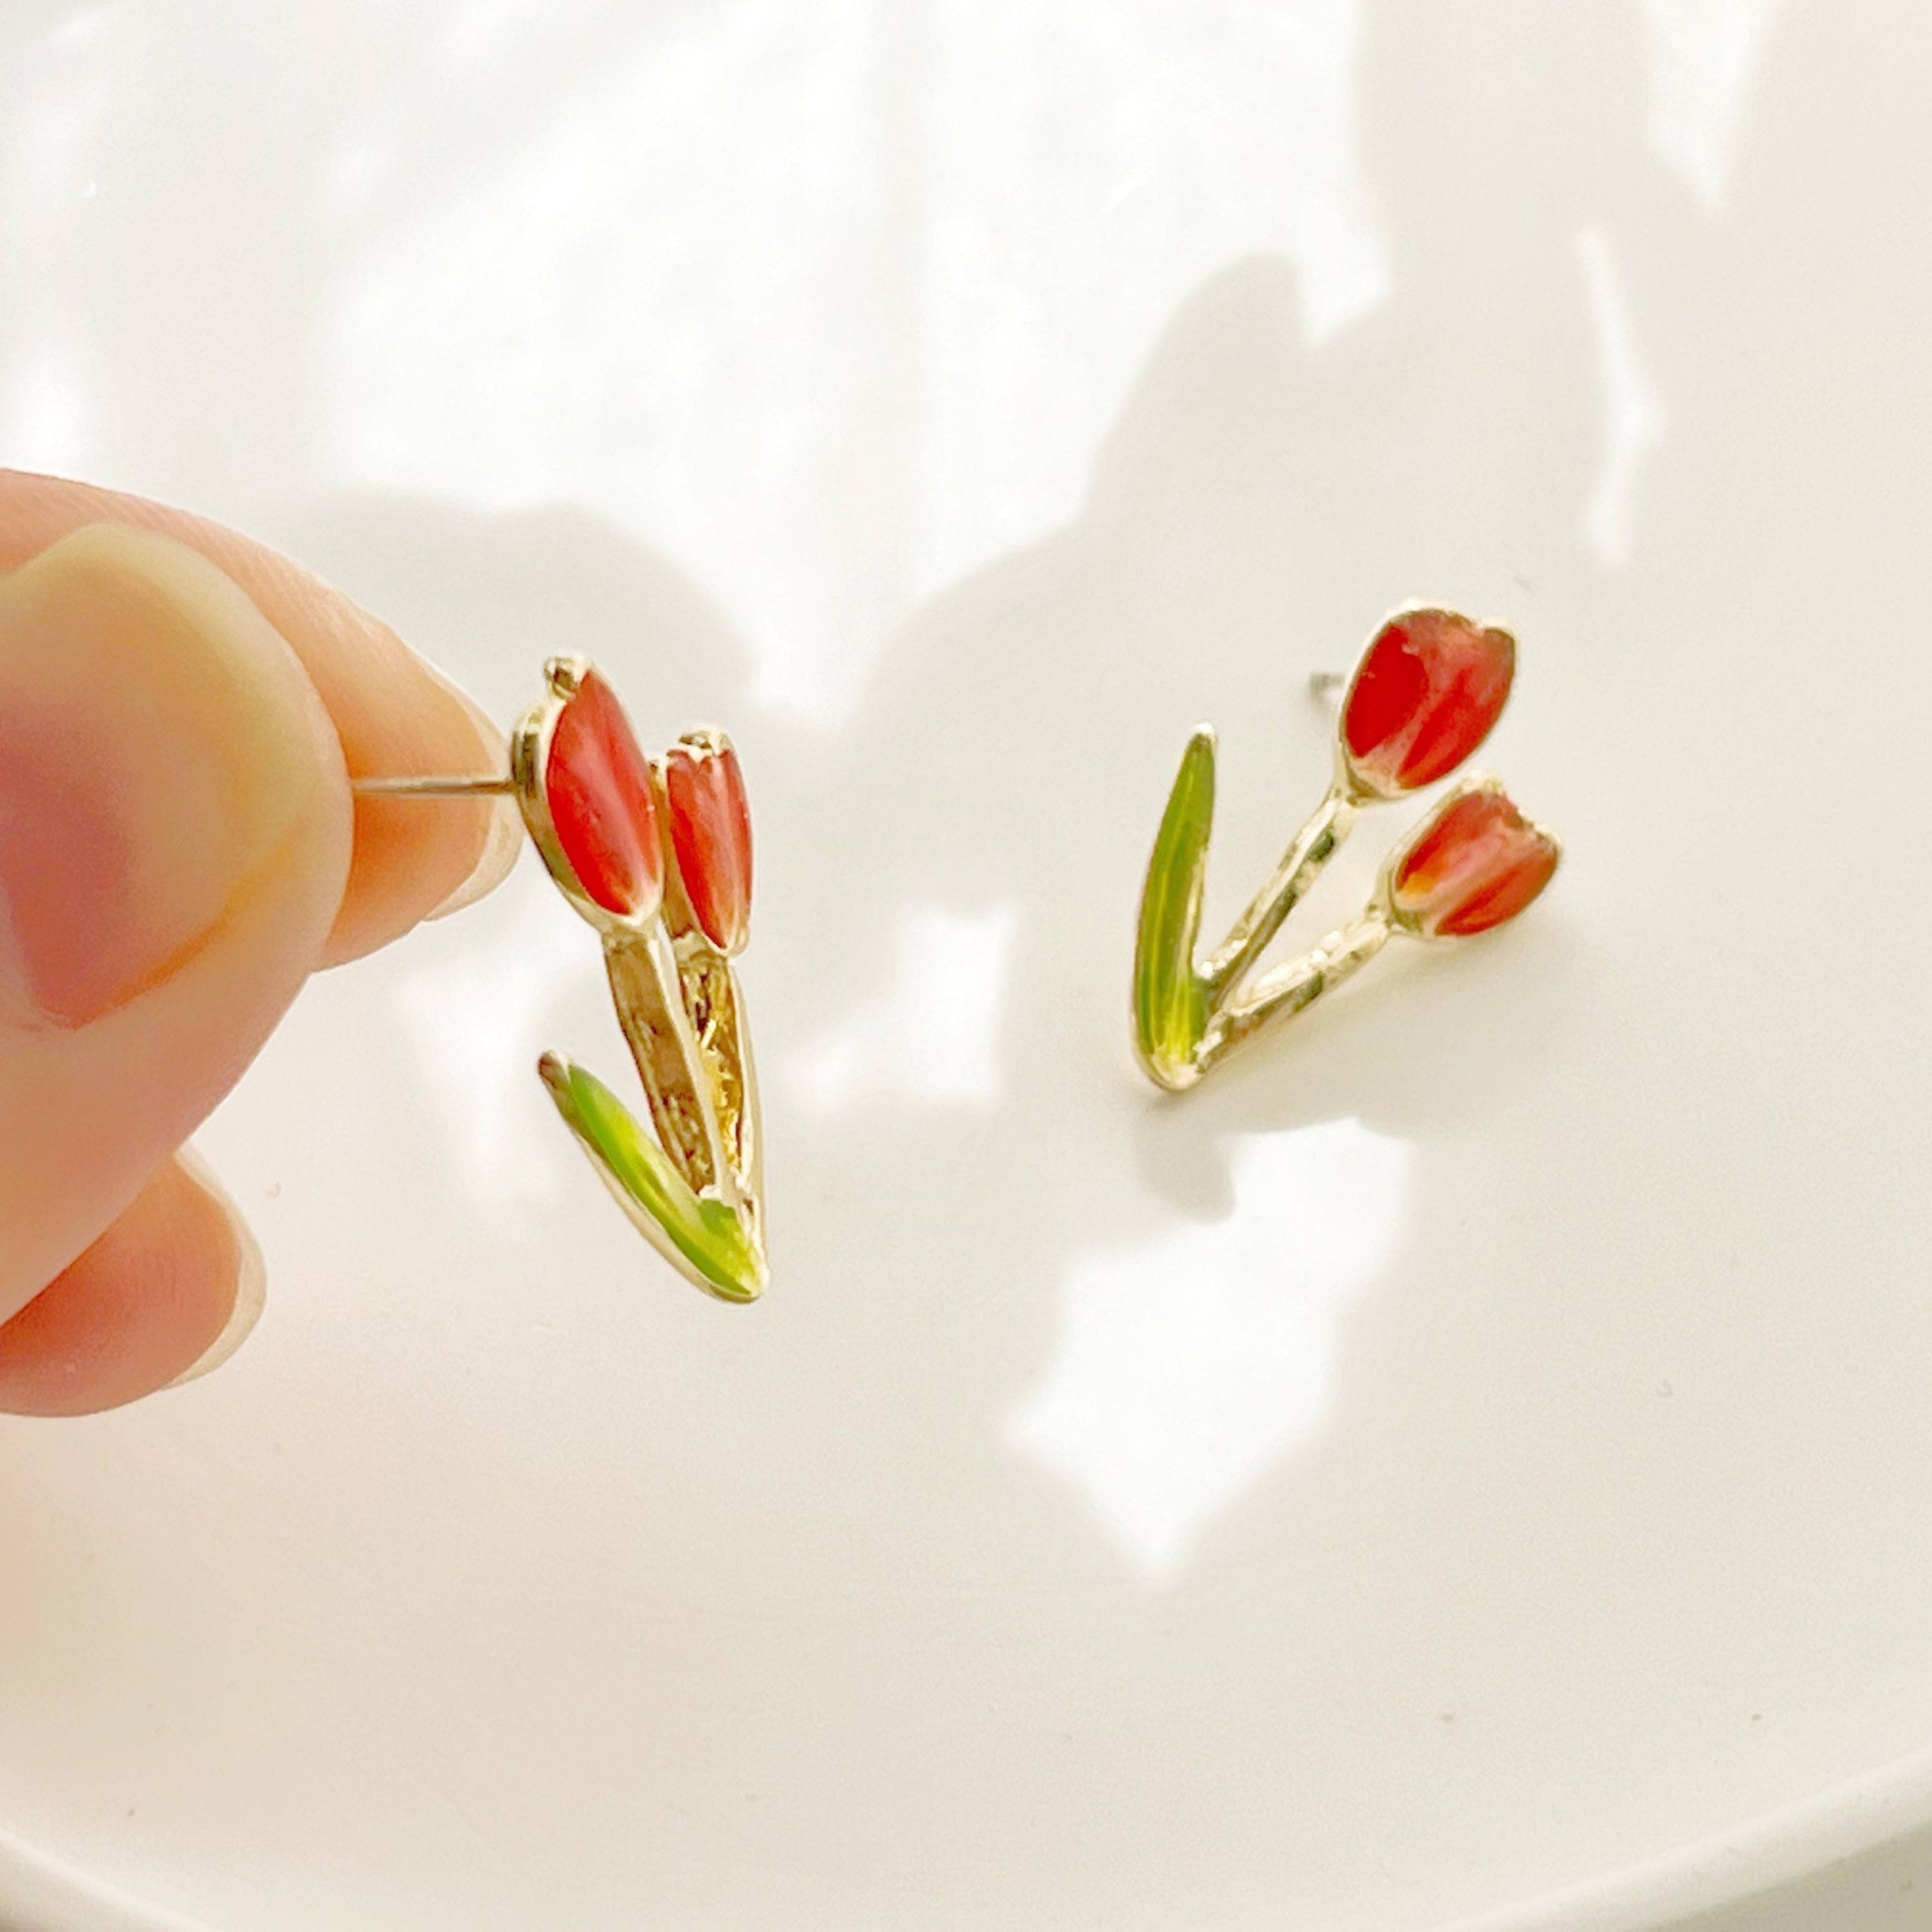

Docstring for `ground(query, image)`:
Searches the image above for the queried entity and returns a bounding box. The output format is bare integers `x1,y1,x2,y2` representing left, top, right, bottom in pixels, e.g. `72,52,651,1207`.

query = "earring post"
352,774,518,797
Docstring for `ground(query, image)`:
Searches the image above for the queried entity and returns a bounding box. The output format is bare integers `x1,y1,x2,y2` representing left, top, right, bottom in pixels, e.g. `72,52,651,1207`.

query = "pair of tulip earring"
1132,606,1562,1091
363,609,1560,1305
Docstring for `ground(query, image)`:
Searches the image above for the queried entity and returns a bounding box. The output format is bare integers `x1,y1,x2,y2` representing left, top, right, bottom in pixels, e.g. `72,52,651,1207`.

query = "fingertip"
163,1146,265,1388
0,523,348,1309
0,1151,258,1417
0,471,518,965
423,792,523,922
421,677,522,922
298,600,513,963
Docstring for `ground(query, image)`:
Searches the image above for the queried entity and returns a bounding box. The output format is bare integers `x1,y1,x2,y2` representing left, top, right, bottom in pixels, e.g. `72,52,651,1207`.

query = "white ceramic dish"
5,2,1932,1926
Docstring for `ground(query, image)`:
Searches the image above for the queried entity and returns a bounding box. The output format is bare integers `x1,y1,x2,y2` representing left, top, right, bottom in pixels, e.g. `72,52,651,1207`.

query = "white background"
5,2,1932,1927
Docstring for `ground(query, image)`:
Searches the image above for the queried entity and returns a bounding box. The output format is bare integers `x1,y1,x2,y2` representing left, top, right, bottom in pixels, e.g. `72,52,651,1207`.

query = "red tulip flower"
542,668,665,920
664,731,753,955
1136,605,1555,1086
1341,608,1515,800
1387,782,1560,940
513,658,766,1301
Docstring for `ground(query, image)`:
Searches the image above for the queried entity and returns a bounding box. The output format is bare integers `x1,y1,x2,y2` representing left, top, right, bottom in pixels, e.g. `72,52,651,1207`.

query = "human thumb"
0,525,350,1359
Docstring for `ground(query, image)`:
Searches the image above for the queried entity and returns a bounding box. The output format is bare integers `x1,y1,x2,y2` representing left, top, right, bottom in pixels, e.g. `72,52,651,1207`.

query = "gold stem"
671,938,759,1223
603,919,745,1217
352,774,516,797
1196,912,1391,1074
1200,784,1356,1007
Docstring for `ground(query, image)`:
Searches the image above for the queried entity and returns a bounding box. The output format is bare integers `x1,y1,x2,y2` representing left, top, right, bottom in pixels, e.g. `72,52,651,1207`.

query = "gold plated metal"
1133,605,1562,1091
359,655,766,1302
352,774,517,797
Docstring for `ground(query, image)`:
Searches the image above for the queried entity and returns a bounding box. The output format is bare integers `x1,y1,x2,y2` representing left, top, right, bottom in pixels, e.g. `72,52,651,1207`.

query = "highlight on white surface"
1007,1119,1413,1584
786,900,1021,1113
1638,0,1786,211
1577,223,1668,572
392,864,588,1227
323,0,1387,719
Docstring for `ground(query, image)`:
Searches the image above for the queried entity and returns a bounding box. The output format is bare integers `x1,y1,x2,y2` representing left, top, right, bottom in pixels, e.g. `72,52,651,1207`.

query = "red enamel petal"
544,671,663,918
1392,788,1558,938
665,736,752,953
1343,625,1431,775
1433,844,1558,936
1396,620,1515,787
1341,610,1515,796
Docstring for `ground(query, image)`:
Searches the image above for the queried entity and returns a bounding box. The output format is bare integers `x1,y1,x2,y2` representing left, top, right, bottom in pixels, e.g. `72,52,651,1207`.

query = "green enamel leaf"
540,1055,765,1302
1133,727,1215,1088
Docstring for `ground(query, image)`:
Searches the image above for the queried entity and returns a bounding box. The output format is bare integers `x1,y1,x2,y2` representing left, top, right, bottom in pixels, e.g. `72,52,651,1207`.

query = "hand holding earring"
1133,607,1561,1090
0,487,526,1416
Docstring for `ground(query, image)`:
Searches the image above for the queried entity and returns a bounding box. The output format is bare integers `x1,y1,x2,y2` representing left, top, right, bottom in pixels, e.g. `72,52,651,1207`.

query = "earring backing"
357,658,766,1303
1133,606,1561,1091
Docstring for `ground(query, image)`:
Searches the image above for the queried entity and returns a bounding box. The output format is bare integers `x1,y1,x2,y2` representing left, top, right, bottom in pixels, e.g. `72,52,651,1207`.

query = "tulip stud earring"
357,659,765,1302
1133,607,1561,1091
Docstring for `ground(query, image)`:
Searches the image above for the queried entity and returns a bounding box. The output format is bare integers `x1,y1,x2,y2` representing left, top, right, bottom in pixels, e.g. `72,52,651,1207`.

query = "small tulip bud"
1388,782,1560,938
663,732,752,954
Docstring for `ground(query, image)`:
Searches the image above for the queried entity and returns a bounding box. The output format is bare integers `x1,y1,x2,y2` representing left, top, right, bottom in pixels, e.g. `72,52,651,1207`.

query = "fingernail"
425,795,522,921
0,526,331,1028
426,677,521,921
164,1146,265,1389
